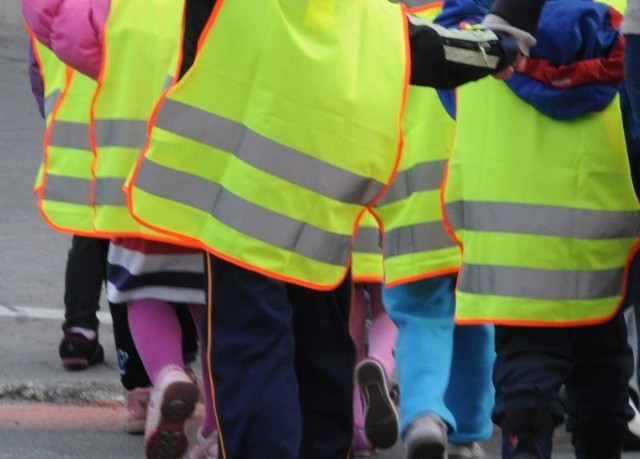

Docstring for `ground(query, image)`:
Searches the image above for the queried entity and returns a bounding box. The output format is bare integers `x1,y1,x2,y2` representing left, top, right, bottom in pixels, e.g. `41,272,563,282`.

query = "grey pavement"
0,21,639,459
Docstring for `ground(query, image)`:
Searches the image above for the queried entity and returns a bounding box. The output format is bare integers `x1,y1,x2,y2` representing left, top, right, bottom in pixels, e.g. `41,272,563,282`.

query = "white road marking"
0,305,113,324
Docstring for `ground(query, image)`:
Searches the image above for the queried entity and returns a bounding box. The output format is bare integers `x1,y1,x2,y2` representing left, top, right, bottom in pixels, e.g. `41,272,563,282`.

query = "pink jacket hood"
22,0,110,79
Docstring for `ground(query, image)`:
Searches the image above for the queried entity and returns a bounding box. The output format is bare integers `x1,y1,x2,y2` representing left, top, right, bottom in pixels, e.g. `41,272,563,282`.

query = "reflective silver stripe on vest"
384,221,456,258
445,201,640,239
379,160,447,205
154,98,385,205
94,177,127,206
354,226,381,254
93,119,148,148
49,121,91,151
43,175,91,205
458,263,624,300
136,160,351,265
44,90,61,118
164,74,174,90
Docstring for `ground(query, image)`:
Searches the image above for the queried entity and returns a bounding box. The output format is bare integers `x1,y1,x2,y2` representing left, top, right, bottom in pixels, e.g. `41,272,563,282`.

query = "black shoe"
623,428,640,451
355,358,399,449
59,333,104,370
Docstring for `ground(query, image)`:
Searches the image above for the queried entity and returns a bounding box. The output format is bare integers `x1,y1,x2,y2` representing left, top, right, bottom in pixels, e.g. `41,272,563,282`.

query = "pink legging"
128,299,217,437
350,283,398,428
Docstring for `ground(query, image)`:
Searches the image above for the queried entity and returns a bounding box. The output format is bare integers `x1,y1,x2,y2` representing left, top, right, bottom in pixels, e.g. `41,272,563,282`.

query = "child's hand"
492,54,526,80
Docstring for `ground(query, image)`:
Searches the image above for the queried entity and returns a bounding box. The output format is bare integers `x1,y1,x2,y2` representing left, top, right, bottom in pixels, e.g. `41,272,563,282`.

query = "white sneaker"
145,365,200,459
447,442,485,459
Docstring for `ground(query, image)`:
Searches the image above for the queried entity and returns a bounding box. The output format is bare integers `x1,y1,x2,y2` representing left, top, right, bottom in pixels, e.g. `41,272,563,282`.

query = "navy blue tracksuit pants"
204,254,355,459
492,310,634,452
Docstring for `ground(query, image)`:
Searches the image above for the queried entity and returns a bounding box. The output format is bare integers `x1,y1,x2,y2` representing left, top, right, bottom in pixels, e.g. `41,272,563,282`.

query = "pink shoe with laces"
125,387,151,435
145,365,200,459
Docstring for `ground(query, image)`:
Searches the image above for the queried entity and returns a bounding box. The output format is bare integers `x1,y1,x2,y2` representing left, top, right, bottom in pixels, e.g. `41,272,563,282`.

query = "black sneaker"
355,358,399,449
59,333,104,370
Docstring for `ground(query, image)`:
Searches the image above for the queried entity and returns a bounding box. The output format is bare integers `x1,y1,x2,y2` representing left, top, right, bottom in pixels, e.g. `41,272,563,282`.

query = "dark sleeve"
179,0,217,78
489,0,546,36
27,40,45,119
408,17,519,88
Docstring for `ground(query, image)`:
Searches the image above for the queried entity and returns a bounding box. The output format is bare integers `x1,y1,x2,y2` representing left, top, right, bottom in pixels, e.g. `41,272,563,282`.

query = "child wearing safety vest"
375,2,498,458
443,0,638,457
22,2,219,459
24,0,545,458
131,1,544,458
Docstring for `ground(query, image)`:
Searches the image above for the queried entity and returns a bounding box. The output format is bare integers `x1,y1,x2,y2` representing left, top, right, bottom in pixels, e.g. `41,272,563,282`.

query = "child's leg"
190,304,218,439
351,285,369,430
350,284,375,453
493,326,563,459
367,282,397,378
129,299,200,459
127,299,184,384
382,275,456,436
356,281,398,450
109,302,152,390
566,311,634,459
109,302,153,435
445,323,495,444
177,303,199,364
351,284,369,363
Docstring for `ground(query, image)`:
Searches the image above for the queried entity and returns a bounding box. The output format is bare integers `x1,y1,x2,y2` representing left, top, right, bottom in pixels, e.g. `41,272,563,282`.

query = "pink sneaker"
145,365,200,459
354,427,375,457
188,427,219,459
125,387,151,435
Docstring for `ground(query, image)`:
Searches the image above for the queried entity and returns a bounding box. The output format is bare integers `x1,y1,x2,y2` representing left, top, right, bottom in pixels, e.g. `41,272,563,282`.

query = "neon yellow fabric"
31,36,98,234
376,85,460,286
129,0,409,288
352,211,383,282
445,77,640,326
373,2,460,286
91,0,185,239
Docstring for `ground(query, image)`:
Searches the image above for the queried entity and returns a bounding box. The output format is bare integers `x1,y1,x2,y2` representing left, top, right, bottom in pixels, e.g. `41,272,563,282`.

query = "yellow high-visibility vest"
128,0,410,289
374,1,461,287
444,76,640,326
91,0,185,240
352,211,384,283
376,83,460,287
30,34,98,235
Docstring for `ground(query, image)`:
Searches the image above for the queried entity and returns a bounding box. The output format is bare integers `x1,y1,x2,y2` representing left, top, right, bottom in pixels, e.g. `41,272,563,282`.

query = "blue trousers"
204,254,355,459
625,34,640,138
493,312,634,457
383,274,495,444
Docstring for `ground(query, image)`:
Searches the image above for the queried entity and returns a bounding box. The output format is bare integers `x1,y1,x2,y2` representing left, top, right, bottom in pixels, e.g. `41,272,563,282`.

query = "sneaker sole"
356,359,399,449
145,381,200,459
61,358,90,370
